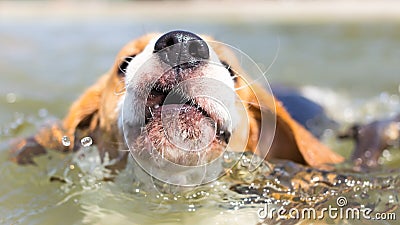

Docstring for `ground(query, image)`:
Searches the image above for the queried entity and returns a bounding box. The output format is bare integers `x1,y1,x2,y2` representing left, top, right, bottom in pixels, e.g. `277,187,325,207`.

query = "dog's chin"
135,104,227,166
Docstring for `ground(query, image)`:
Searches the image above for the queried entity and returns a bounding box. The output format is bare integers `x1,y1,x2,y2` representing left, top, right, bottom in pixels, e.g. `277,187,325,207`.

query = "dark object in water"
338,114,400,167
272,85,338,138
9,137,47,165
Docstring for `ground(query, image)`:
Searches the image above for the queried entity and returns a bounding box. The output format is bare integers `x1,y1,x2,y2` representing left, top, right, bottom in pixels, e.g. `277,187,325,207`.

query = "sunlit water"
1,20,400,225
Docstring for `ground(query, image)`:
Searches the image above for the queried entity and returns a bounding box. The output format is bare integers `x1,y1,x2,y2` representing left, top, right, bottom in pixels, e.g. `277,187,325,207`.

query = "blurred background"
1,1,400,225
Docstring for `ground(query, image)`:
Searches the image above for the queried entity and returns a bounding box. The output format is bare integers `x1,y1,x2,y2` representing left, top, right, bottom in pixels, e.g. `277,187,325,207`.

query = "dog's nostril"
154,30,210,67
188,41,209,59
166,38,175,48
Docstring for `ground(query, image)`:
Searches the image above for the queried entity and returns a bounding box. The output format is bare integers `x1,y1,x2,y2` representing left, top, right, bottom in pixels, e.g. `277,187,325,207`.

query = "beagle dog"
10,30,344,174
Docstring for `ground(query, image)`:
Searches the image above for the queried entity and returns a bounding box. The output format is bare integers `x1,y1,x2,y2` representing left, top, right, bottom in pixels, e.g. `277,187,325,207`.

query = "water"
62,136,71,147
80,137,93,148
1,19,400,225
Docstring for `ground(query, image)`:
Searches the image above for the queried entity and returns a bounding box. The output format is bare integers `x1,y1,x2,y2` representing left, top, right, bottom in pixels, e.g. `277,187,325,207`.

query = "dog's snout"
154,30,209,67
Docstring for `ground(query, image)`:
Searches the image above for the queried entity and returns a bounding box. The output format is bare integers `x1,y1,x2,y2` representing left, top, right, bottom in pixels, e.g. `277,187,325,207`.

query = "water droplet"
62,136,71,147
389,195,394,204
241,156,250,167
188,204,196,212
311,176,320,182
6,93,17,103
223,151,233,163
80,136,93,147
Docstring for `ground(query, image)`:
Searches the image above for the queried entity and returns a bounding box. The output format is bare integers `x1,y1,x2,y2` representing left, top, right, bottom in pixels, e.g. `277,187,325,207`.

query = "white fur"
119,35,238,137
117,33,239,187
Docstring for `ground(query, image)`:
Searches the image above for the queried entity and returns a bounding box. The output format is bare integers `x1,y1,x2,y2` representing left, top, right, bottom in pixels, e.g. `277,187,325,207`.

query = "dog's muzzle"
141,31,232,155
122,30,248,186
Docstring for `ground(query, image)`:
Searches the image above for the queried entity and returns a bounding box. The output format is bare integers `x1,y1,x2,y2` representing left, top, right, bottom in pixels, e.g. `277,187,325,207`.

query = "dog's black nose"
154,30,209,68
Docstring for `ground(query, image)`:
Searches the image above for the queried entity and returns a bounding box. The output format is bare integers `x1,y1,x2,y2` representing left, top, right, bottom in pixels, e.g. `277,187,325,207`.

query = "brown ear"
246,84,344,167
61,74,108,150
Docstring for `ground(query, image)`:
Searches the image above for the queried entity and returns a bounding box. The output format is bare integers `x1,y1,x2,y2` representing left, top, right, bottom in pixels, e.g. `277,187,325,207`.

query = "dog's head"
61,30,344,169
118,31,261,167
14,30,343,170
61,31,261,167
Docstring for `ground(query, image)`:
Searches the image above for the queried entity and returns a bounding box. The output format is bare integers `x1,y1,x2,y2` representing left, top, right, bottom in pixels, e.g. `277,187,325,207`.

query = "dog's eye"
118,55,136,77
221,61,237,82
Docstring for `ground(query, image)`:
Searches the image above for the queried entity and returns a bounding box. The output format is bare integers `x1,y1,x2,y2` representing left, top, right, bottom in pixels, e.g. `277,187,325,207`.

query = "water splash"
301,86,400,124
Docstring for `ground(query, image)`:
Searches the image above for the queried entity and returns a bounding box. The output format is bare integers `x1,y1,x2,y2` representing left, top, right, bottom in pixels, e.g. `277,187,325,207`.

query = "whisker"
118,56,135,75
233,98,253,111
228,64,264,92
231,75,239,80
262,36,280,76
114,89,126,96
148,107,154,118
235,99,275,112
114,79,126,96
234,36,280,91
234,75,265,91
